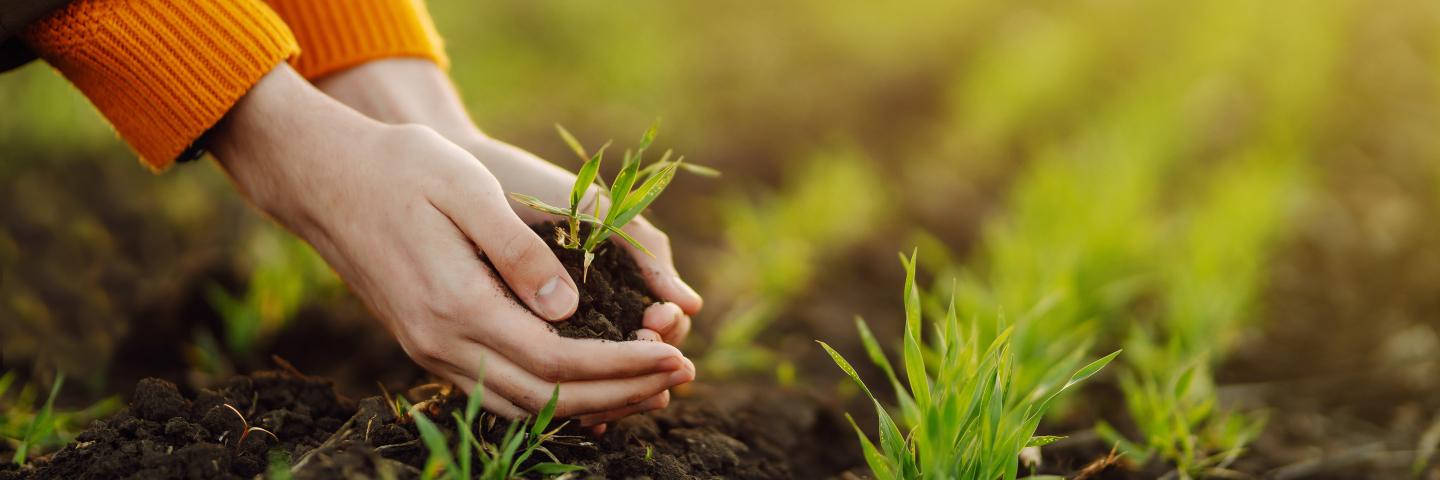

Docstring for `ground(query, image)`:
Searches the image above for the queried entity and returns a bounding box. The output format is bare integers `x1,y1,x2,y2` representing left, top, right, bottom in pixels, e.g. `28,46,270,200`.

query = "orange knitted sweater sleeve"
263,0,448,80
23,0,300,171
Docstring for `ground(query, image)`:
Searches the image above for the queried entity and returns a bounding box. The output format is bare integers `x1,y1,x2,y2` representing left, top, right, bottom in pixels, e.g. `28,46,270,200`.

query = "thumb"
434,167,579,321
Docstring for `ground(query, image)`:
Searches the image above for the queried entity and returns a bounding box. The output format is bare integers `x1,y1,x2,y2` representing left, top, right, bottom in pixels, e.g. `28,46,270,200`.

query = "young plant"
818,252,1119,480
510,123,713,278
410,375,583,480
2,371,120,466
1099,155,1301,478
9,372,61,466
699,152,884,379
218,403,279,449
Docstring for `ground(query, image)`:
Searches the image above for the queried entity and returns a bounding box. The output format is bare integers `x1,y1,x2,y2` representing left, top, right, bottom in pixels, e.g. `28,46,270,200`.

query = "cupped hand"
209,64,693,419
315,59,703,348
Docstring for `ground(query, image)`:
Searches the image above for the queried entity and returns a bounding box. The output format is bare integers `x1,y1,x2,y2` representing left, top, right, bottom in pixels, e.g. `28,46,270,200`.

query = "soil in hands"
533,222,654,342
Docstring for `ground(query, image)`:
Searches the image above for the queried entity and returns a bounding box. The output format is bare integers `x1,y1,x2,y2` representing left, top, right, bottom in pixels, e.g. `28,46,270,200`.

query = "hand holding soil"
207,64,695,422
317,59,703,348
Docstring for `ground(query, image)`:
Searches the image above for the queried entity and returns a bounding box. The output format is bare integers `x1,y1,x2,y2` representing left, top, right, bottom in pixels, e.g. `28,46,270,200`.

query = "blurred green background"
5,0,1440,475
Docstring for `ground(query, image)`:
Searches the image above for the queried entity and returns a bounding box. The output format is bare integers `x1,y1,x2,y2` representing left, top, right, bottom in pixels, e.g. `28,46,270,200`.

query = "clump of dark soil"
533,222,655,341
10,372,863,479
294,383,861,479
4,372,353,480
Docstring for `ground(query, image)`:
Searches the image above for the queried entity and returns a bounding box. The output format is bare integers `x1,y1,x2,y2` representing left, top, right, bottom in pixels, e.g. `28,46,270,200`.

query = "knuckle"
551,402,577,419
626,389,653,406
426,289,476,323
496,231,550,273
530,355,565,382
516,392,548,414
404,335,446,366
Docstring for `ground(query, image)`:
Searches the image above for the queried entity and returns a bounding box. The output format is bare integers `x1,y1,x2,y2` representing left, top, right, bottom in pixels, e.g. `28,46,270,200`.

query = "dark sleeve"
0,0,73,71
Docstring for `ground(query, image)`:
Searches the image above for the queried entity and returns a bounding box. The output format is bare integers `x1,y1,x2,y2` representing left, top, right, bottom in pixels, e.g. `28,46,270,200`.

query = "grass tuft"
820,253,1118,480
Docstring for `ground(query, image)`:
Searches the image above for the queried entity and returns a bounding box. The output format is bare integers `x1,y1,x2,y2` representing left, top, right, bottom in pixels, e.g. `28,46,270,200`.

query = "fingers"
642,303,691,347
620,219,703,315
634,328,663,342
577,391,670,427
430,164,578,321
438,371,528,420
483,318,689,382
475,348,696,418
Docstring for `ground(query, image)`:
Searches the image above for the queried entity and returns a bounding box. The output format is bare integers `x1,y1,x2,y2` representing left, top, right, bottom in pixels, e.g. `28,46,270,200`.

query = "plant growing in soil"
510,123,713,279
6,372,60,466
1,371,120,466
410,377,581,479
699,153,883,380
217,403,280,449
817,252,1120,480
1098,157,1297,478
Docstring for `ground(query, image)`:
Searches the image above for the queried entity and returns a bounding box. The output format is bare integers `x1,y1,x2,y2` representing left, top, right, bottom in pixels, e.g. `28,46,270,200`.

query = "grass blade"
818,340,876,400
847,413,897,480
554,124,588,160
637,121,659,152
510,193,571,216
569,143,609,214
13,372,64,465
613,160,680,227
410,411,458,480
531,384,560,438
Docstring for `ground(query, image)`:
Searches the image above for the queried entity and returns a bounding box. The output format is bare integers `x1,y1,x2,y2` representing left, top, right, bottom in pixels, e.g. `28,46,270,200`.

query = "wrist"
315,58,483,141
210,63,375,215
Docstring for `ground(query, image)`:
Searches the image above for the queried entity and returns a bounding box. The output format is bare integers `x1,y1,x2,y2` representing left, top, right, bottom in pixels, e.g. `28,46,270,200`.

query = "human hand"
208,64,694,419
315,59,703,348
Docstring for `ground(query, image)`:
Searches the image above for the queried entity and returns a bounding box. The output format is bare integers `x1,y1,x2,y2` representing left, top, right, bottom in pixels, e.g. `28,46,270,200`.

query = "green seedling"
510,123,712,279
699,152,883,378
204,230,339,358
1099,155,1302,478
2,371,120,466
268,449,295,480
10,372,62,465
818,252,1119,480
411,373,583,480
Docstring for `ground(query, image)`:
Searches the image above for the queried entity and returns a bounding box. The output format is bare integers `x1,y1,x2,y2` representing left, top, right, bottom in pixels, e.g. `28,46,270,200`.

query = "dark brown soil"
6,373,862,479
532,222,655,342
4,372,354,480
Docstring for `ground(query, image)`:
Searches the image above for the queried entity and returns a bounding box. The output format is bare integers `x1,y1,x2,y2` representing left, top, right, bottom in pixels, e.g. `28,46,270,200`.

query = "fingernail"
669,369,694,385
651,305,679,331
657,355,683,371
536,275,578,319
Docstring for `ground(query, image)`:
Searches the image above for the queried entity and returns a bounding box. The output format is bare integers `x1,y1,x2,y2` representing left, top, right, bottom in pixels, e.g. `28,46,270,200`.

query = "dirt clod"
534,222,655,341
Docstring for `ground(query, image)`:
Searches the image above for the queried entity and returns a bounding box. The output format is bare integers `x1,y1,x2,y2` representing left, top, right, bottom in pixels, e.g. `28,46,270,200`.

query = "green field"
5,0,1440,477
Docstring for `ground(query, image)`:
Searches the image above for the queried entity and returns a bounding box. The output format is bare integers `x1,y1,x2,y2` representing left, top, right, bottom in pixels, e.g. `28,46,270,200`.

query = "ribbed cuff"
24,0,299,171
264,0,448,81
